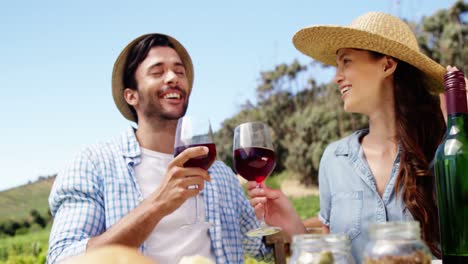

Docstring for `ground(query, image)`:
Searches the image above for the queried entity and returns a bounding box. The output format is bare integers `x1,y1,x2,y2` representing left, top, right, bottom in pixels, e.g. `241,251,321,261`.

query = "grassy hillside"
0,178,54,223
0,226,50,263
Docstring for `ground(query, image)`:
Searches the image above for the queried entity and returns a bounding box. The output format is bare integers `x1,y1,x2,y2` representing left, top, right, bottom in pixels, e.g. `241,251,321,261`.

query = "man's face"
126,46,190,122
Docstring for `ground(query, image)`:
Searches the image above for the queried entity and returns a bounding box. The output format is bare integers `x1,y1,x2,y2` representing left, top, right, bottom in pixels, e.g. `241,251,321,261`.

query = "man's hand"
148,146,211,216
87,146,213,250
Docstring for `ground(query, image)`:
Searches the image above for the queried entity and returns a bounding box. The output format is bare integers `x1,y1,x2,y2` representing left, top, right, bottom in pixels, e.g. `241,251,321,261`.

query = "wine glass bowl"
233,147,276,183
233,122,281,237
174,143,216,170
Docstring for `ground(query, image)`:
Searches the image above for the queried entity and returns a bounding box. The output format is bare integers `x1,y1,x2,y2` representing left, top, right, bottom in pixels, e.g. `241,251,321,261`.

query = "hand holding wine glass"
151,147,211,217
233,122,281,237
246,181,308,238
174,115,217,227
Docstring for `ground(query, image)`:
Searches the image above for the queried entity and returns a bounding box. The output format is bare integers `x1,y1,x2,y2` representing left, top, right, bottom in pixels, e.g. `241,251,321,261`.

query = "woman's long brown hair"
390,56,445,257
368,51,445,256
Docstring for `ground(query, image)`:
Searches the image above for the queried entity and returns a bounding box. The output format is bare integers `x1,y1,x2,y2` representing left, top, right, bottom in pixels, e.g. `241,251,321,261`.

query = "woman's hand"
246,181,306,237
439,65,468,123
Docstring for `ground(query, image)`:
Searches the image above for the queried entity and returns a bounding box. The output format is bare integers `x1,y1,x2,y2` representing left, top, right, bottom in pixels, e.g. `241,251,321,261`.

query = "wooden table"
265,231,290,264
264,227,323,264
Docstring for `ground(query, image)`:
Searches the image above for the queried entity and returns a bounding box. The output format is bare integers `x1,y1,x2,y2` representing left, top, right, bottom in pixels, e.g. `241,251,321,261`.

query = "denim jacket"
318,129,413,263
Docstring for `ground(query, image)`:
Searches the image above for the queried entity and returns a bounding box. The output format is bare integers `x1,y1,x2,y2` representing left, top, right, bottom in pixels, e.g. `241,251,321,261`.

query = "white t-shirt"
134,147,215,263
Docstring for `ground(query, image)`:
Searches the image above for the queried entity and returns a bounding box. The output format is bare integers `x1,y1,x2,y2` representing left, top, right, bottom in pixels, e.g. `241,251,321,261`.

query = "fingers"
248,185,266,198
246,181,259,191
170,146,209,168
183,176,205,191
181,185,202,199
167,166,211,182
446,65,459,72
446,65,467,87
250,196,267,208
445,65,467,86
246,183,283,201
254,203,264,220
171,176,205,200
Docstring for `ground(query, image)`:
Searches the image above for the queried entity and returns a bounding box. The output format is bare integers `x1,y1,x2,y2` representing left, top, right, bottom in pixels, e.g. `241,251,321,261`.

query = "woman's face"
333,48,393,115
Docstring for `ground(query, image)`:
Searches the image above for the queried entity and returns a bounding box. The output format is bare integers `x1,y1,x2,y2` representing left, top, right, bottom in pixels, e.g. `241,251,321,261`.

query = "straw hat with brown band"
112,33,194,122
292,12,445,94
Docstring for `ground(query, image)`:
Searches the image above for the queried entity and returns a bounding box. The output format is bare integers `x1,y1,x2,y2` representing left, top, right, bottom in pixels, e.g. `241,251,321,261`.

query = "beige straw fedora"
112,33,194,122
293,12,445,93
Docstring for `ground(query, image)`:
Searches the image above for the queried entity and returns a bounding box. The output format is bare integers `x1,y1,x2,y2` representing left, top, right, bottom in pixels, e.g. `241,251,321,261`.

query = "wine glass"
174,115,217,227
233,121,281,237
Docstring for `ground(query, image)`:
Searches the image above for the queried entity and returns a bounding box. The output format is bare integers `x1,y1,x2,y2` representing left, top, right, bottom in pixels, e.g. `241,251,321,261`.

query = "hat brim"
112,34,194,122
293,25,445,94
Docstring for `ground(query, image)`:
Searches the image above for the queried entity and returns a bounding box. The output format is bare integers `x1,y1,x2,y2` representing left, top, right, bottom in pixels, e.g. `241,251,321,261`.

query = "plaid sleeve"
221,165,271,259
47,148,105,264
238,187,272,259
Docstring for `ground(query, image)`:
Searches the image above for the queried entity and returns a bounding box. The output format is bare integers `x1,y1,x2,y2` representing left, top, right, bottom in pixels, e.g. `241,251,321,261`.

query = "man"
47,33,267,263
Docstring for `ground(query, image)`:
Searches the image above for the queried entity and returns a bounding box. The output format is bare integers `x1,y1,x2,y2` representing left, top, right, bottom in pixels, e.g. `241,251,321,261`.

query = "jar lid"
368,221,421,239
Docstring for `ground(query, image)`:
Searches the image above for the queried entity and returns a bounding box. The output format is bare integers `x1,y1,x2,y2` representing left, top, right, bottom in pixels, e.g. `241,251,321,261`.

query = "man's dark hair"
123,34,175,121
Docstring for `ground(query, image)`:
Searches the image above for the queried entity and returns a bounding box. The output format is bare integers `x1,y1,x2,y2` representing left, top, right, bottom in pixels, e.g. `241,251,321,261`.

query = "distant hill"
0,177,55,223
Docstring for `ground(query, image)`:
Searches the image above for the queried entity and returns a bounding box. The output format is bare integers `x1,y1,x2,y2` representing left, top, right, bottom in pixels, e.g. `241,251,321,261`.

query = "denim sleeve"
47,149,105,264
318,146,332,227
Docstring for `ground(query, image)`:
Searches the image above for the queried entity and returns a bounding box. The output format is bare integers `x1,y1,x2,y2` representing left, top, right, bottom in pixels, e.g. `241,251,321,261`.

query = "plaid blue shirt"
47,127,268,263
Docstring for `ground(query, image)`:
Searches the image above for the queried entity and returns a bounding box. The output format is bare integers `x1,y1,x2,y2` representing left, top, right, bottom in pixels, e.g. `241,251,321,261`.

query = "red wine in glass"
174,143,217,170
233,147,276,183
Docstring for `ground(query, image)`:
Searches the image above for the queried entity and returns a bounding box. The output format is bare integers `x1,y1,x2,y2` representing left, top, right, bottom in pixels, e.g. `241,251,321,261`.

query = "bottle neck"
445,84,468,115
447,113,468,131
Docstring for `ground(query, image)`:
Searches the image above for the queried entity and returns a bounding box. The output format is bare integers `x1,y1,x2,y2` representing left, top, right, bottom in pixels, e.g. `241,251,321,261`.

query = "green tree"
417,0,467,72
214,1,464,186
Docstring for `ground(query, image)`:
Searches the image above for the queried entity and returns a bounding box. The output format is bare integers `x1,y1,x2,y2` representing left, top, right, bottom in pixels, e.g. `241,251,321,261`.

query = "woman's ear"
383,56,398,77
123,88,138,106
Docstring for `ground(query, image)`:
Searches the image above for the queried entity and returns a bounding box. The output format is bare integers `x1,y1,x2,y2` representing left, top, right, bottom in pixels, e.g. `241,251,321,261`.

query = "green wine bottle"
434,70,468,263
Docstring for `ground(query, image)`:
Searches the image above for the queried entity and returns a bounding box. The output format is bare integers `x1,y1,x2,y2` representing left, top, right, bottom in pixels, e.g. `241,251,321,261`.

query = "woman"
247,12,465,263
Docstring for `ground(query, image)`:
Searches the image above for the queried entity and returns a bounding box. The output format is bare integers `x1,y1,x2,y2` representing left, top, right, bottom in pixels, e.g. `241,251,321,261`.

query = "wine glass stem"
256,183,266,227
195,194,200,223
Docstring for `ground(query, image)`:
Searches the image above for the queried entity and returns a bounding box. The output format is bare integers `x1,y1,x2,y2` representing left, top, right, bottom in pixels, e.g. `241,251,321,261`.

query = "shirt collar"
334,129,369,157
119,126,141,159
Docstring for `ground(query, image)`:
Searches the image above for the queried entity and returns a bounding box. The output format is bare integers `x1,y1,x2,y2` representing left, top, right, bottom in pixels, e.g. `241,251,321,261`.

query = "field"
0,227,49,264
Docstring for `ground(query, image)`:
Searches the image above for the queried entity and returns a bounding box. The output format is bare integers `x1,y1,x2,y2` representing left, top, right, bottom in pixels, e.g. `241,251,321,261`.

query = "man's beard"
142,97,189,121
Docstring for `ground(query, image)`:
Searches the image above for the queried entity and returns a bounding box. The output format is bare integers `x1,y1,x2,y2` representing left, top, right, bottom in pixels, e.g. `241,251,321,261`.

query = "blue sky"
0,0,457,190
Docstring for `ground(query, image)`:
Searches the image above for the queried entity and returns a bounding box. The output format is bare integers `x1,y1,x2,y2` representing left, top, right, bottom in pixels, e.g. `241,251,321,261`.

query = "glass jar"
363,221,432,264
289,234,355,264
